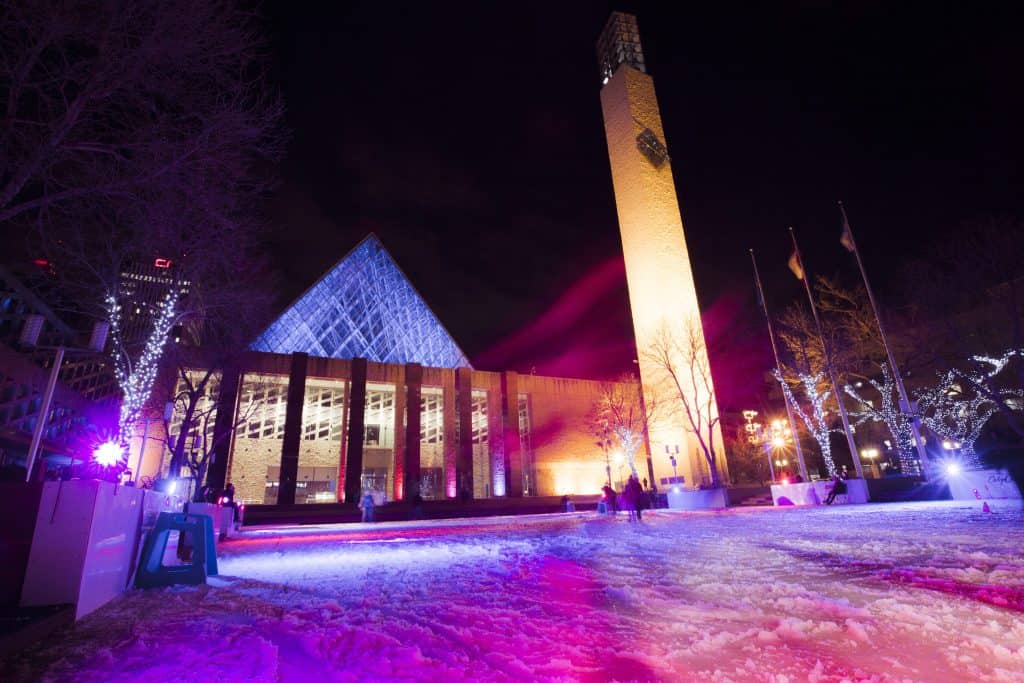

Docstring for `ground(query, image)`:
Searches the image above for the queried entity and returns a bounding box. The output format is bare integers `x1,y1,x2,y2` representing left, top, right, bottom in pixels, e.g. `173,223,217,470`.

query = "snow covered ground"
3,500,1024,682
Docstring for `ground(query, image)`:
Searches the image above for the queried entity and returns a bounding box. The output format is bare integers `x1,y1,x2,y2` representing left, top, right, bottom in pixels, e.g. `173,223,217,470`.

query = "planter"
20,480,179,620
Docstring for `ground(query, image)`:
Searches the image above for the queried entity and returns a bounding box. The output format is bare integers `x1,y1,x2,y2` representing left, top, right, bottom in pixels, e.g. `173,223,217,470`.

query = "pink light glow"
473,258,630,378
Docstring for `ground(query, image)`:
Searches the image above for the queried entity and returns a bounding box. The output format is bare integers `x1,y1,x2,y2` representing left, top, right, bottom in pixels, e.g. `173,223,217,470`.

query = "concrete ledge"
771,479,870,506
666,487,728,510
948,469,1021,500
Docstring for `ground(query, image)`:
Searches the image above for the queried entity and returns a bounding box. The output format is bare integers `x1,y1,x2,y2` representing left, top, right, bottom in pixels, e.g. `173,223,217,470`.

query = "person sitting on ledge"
824,473,848,505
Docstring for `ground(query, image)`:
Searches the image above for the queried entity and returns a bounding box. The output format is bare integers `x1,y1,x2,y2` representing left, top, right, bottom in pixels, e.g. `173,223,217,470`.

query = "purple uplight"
93,440,124,467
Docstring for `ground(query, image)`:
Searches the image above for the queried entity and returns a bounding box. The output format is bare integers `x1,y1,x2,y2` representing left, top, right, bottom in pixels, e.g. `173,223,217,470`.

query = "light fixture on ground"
93,441,126,468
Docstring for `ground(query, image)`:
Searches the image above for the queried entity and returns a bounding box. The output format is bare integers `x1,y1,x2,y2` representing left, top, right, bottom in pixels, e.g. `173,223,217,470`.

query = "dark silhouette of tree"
1,0,284,446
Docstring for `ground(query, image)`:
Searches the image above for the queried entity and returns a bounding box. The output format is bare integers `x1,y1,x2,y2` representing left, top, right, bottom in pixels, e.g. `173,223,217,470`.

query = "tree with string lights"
773,369,839,478
588,375,660,486
844,363,919,476
916,350,1024,469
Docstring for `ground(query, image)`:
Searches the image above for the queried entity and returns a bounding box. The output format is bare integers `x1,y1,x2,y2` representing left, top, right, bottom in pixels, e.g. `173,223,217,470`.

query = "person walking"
624,476,645,522
620,475,637,522
630,476,646,521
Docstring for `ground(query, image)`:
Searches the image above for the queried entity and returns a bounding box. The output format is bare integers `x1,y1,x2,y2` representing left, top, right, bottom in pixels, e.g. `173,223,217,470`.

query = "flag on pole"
840,215,856,252
787,249,804,280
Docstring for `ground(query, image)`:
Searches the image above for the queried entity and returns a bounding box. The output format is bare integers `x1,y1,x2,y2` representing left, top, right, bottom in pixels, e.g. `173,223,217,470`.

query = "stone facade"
230,436,282,504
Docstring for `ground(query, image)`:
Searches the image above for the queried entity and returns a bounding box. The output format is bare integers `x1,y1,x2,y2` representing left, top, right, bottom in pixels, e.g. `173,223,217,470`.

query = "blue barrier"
134,512,218,589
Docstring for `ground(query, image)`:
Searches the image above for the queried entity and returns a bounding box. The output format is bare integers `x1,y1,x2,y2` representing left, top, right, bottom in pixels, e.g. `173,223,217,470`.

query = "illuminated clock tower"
596,12,726,489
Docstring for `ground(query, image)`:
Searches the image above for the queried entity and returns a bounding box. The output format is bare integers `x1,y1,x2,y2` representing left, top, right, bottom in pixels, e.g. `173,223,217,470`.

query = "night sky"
263,1,1023,409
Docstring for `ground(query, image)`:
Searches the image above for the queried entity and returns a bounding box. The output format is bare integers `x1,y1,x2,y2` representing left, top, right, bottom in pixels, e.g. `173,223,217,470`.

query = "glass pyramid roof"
251,234,471,368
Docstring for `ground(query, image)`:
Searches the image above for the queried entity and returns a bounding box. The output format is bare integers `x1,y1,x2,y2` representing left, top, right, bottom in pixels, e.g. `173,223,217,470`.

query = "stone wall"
518,375,611,496
229,437,281,504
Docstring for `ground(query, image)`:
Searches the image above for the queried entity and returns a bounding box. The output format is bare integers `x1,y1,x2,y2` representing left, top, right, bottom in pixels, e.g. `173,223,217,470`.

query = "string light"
773,370,838,478
917,371,996,470
613,425,642,479
107,288,180,446
844,364,920,476
915,348,1023,471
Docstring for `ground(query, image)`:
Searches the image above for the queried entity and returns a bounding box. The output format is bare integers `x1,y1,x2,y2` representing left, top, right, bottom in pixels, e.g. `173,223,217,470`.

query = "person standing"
626,476,645,522
360,490,376,522
601,484,618,516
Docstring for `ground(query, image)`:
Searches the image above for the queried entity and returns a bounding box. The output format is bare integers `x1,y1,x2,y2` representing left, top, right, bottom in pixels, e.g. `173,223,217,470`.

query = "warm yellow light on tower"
597,12,725,489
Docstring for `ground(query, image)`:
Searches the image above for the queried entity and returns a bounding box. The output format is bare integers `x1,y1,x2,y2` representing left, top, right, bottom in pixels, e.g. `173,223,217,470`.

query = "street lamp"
665,444,679,481
860,447,881,478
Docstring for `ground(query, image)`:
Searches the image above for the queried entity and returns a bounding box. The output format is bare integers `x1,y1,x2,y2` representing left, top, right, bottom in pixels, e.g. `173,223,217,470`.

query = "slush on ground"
3,501,1023,682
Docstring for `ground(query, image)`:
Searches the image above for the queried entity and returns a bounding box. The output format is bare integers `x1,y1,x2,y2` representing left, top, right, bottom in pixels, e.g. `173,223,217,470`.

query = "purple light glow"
92,441,124,467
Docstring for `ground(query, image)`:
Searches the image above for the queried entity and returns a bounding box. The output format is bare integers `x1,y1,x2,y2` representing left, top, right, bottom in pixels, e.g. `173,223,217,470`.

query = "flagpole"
788,227,865,479
838,202,931,480
750,249,808,481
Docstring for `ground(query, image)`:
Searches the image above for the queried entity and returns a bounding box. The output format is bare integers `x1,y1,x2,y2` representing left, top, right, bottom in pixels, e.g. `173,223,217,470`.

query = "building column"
343,358,368,505
277,352,308,506
455,367,473,500
404,363,423,500
442,369,457,498
392,364,406,502
501,372,523,497
337,377,351,502
206,365,241,494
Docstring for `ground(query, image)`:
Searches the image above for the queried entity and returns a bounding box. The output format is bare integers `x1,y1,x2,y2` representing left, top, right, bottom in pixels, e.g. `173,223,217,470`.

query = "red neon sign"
154,258,172,269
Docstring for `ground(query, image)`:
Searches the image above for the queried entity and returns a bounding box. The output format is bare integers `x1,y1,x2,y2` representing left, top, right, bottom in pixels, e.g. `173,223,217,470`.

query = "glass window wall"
167,369,221,481
228,373,289,505
419,386,444,499
296,377,347,504
471,389,490,498
361,381,396,504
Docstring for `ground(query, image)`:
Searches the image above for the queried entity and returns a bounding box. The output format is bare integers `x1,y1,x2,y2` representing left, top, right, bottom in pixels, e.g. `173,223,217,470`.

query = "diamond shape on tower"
251,234,471,368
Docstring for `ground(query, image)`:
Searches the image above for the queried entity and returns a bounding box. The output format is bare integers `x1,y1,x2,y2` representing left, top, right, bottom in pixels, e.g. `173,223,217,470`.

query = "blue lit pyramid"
251,234,471,368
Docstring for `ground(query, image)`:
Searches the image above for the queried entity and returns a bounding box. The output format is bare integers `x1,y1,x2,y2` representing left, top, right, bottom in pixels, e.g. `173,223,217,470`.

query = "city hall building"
157,235,649,507
141,12,729,504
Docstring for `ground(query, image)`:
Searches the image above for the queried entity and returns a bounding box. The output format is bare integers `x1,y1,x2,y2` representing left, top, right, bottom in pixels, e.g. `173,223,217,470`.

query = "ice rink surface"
3,500,1023,682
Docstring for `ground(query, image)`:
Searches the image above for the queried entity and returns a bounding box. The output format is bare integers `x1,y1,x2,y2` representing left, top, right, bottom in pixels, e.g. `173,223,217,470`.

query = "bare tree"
643,318,723,487
587,375,659,486
157,257,274,497
2,1,284,449
779,277,926,476
725,423,772,486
